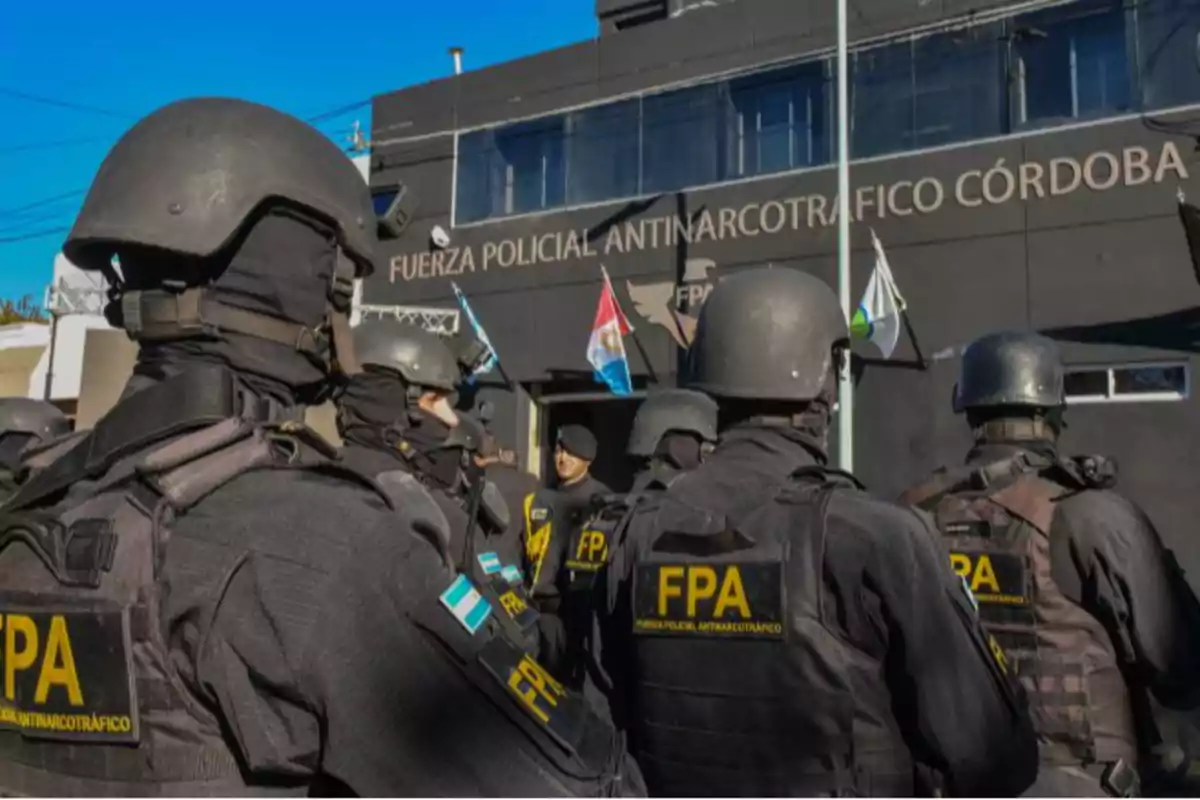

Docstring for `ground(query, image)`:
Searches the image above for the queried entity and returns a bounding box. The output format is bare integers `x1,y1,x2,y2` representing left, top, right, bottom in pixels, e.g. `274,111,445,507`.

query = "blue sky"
0,0,595,302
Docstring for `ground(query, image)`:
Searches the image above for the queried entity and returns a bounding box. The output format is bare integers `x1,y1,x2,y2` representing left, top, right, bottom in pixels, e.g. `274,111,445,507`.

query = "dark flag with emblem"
1177,190,1200,285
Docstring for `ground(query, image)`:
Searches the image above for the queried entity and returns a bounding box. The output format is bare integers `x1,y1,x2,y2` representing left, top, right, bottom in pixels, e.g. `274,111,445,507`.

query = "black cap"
557,424,597,461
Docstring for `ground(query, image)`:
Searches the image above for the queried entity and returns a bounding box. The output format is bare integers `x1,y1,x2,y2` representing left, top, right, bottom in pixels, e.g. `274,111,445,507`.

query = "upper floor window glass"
727,61,831,177
1011,0,1133,128
566,99,642,205
642,84,729,193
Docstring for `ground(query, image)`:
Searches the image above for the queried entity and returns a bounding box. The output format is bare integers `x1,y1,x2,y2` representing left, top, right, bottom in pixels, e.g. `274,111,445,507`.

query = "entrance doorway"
540,392,643,493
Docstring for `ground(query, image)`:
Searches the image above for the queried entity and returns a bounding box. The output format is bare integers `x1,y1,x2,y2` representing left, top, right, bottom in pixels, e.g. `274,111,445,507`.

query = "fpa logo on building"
626,258,717,348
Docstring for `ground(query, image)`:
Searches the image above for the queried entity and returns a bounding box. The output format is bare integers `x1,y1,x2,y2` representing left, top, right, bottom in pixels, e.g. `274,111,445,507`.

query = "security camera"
431,225,451,249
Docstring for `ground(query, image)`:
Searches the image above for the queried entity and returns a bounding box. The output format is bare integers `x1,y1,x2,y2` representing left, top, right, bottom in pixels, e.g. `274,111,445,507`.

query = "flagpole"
835,0,854,473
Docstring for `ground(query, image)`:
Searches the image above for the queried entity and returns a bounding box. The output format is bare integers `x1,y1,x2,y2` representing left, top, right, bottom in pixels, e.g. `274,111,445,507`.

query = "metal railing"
43,281,109,317
355,304,461,336
40,282,463,340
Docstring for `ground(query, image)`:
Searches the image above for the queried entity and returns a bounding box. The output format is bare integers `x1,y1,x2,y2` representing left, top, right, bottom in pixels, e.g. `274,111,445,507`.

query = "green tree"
0,295,48,325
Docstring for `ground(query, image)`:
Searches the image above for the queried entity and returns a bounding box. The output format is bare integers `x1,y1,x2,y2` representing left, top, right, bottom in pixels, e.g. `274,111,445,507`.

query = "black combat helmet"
684,267,848,401
954,331,1065,412
627,388,718,457
353,320,462,392
0,398,70,444
62,97,376,375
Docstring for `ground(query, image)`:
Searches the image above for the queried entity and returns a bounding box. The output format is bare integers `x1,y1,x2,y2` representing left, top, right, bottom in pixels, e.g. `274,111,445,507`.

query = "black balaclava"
718,375,836,464
0,433,34,472
653,431,704,472
338,368,463,490
117,205,340,407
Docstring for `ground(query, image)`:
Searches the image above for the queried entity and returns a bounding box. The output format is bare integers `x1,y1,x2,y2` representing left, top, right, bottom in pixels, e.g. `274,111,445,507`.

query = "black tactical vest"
624,467,914,797
0,367,365,797
903,453,1138,768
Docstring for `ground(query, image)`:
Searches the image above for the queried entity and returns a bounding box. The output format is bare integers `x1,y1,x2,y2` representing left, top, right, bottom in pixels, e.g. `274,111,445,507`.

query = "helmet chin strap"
101,246,362,380
974,417,1058,443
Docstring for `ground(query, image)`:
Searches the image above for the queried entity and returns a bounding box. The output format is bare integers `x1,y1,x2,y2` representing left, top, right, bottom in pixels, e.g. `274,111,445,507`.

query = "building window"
1011,0,1133,129
566,99,642,205
455,119,565,223
495,118,566,215
1064,362,1190,403
852,41,916,158
727,62,830,177
1137,0,1200,110
912,22,1006,148
641,84,728,194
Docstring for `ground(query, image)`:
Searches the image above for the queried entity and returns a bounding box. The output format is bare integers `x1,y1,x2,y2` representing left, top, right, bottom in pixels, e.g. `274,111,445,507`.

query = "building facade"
366,0,1200,577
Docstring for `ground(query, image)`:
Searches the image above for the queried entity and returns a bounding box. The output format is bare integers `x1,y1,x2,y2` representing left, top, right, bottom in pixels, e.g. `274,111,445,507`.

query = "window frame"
1064,360,1191,404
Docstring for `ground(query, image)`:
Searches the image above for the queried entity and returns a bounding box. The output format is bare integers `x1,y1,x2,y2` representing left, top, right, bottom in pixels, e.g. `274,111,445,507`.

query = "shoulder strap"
899,466,963,509
987,474,1070,535
788,464,866,492
8,366,288,512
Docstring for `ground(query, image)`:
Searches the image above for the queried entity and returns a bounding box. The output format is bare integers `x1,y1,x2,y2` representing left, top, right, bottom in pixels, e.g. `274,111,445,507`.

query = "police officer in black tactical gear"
0,97,643,798
900,331,1200,798
336,319,534,637
624,388,717,492
336,319,515,560
0,397,72,498
572,389,717,714
602,267,1039,797
526,424,613,683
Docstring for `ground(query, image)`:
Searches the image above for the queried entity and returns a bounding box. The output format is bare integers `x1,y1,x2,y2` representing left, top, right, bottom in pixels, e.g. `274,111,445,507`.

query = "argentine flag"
850,229,907,360
439,574,492,635
587,267,634,396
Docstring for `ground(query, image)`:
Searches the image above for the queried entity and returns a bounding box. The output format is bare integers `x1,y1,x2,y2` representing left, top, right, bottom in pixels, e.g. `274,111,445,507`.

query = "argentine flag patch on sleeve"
440,574,492,635
477,552,503,575
961,575,980,613
501,565,523,585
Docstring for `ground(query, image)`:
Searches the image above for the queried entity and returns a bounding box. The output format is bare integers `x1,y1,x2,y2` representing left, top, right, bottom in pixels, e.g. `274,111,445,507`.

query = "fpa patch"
0,598,139,744
488,577,539,634
477,552,502,575
501,565,524,585
565,528,609,573
632,561,785,640
477,634,588,754
949,550,1030,606
439,574,492,635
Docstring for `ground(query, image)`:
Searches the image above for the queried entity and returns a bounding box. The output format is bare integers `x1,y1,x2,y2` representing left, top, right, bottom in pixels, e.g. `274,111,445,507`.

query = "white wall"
28,254,113,400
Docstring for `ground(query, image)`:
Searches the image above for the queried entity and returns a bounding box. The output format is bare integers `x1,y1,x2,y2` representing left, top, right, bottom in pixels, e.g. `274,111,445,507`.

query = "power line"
0,190,85,219
0,207,75,233
0,87,135,121
0,226,69,244
306,99,371,124
0,136,112,156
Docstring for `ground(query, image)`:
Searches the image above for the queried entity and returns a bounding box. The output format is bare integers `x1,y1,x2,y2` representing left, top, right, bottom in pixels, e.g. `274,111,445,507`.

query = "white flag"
850,230,907,359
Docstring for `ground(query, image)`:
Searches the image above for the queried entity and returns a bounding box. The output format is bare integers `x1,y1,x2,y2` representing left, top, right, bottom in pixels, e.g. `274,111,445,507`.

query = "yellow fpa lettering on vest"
0,602,139,744
2,614,82,707
632,562,785,640
987,633,1010,676
949,550,1029,606
499,590,528,618
565,529,608,572
507,653,565,725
